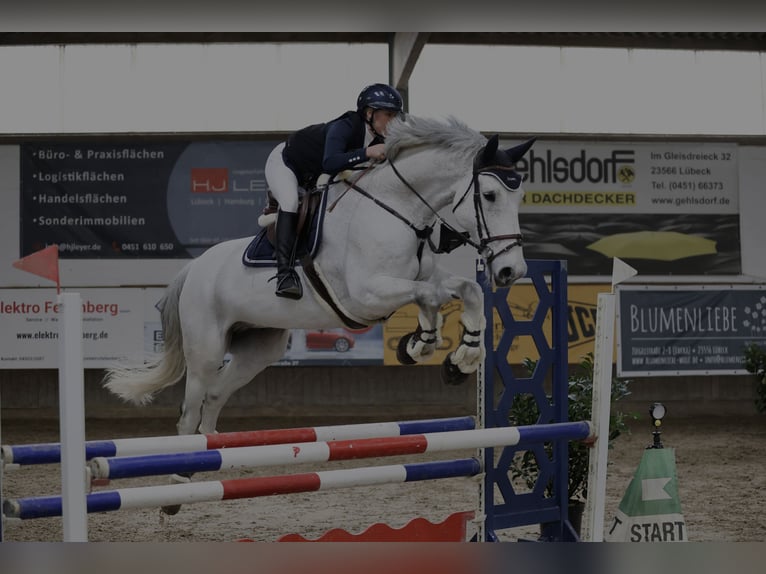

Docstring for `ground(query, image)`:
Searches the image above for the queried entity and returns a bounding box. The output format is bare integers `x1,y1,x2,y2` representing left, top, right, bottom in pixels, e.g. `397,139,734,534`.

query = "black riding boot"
274,210,303,300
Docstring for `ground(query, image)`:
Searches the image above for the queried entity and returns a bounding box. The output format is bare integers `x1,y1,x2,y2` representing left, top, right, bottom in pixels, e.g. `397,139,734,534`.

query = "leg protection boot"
274,210,303,300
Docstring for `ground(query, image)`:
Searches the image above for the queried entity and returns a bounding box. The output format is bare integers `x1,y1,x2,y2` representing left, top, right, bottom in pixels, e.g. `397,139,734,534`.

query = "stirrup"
275,269,303,300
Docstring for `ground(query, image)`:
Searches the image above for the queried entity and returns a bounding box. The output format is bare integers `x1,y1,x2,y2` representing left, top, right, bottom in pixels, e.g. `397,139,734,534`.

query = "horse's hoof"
160,504,182,516
396,333,418,365
159,472,193,515
441,353,470,386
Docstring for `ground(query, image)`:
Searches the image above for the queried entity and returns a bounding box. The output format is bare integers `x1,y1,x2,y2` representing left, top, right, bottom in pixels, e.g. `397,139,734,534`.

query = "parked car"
305,329,355,352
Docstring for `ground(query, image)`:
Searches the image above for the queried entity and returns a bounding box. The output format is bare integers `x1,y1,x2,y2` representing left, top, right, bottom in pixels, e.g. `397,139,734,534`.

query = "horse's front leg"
350,274,444,364
396,305,445,365
427,268,486,385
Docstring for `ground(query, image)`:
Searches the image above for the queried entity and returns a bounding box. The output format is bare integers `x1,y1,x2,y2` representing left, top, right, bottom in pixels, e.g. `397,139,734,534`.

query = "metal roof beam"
2,32,764,52
388,32,430,111
427,32,766,52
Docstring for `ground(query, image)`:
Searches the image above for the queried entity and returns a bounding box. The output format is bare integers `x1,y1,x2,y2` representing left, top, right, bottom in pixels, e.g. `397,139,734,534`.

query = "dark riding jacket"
282,110,372,188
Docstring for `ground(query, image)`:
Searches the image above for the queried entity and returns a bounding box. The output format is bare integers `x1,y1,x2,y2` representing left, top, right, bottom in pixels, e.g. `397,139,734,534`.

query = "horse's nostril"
497,267,513,284
495,265,526,286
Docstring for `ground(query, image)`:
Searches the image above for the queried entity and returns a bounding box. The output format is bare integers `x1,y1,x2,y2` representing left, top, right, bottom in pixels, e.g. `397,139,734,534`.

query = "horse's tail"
103,263,191,405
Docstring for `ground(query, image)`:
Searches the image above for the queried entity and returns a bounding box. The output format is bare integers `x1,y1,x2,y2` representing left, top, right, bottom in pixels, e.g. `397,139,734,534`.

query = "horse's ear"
481,134,500,165
505,138,536,163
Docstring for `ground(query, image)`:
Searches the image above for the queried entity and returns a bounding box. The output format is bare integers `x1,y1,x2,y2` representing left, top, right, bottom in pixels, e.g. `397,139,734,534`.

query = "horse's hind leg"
198,328,290,434
162,366,220,516
176,332,228,436
162,329,228,516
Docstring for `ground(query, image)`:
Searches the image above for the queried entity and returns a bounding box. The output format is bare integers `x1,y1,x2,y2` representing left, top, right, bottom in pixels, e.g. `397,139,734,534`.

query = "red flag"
12,245,60,293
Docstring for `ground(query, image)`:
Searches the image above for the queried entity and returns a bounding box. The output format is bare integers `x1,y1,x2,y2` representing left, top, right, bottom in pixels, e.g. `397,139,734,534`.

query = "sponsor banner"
501,140,740,276
383,284,612,366
508,141,738,214
0,288,144,369
616,285,766,376
20,141,278,259
19,139,740,276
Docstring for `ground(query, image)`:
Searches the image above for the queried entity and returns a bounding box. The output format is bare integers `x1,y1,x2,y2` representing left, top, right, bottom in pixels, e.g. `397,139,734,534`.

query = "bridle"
340,155,524,267
451,164,525,266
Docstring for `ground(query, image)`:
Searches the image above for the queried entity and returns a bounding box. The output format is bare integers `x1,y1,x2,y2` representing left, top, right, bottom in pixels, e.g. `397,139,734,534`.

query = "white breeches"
264,142,300,214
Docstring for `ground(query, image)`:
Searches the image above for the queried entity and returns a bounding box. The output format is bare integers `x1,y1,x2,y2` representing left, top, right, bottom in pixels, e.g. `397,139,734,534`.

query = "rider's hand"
366,143,386,162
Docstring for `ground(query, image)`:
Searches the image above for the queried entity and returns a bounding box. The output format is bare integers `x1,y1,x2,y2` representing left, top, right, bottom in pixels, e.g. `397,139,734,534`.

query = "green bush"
743,343,766,413
509,353,636,502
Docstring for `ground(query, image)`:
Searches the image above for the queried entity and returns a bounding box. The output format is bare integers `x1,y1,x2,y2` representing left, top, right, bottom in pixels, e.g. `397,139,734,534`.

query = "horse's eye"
482,191,497,202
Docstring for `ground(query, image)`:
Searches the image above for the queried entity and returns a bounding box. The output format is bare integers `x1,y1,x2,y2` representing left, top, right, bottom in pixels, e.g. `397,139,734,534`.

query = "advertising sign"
20,141,278,259
20,139,740,277
0,288,144,369
507,140,740,275
616,285,766,376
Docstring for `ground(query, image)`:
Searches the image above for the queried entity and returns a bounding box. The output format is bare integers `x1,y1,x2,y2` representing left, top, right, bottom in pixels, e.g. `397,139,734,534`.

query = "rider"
264,83,404,300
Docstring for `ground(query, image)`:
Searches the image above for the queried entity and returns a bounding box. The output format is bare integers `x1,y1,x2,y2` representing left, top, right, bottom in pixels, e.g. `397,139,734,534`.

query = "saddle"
242,173,382,330
242,185,327,267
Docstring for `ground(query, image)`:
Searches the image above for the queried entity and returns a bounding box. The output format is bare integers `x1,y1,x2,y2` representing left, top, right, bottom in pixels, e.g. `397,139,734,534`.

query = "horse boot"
274,210,303,300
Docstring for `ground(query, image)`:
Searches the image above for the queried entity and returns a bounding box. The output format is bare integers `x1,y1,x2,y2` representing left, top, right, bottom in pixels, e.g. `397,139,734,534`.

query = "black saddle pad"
242,188,328,267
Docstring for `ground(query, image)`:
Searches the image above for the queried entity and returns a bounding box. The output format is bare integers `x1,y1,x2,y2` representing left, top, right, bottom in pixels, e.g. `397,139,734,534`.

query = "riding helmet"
356,83,403,113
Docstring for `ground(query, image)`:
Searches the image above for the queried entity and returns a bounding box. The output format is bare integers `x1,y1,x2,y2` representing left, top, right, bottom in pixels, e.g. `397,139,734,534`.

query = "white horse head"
451,133,533,287
382,115,533,288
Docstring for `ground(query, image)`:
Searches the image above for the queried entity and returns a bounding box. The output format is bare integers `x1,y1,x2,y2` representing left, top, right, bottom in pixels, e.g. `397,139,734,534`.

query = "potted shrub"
508,353,635,535
743,343,766,413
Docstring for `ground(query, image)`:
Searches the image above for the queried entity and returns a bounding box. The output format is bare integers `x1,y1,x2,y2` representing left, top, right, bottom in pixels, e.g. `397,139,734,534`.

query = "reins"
327,165,373,213
340,169,435,260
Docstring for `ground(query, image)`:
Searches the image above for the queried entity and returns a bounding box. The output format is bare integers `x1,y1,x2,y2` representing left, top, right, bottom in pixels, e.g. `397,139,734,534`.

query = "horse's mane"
384,115,486,161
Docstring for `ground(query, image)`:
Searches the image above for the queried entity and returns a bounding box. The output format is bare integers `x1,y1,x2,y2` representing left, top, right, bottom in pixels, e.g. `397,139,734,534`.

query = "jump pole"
1,416,476,467
4,458,483,520
88,422,593,480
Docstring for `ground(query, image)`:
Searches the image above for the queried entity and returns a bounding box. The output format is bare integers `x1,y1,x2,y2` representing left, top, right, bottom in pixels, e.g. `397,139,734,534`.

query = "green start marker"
605,448,687,542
